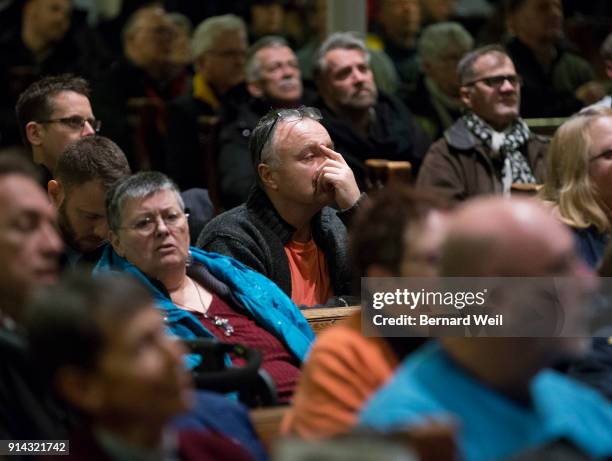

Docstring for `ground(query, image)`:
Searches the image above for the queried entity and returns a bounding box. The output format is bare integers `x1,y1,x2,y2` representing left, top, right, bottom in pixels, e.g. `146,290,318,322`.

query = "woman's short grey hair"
191,14,247,61
246,36,290,82
313,31,371,78
107,172,184,233
418,22,474,64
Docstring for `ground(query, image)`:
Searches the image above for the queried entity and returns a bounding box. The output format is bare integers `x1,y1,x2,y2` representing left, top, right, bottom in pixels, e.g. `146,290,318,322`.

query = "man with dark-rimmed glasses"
198,107,362,307
16,74,98,180
417,44,549,204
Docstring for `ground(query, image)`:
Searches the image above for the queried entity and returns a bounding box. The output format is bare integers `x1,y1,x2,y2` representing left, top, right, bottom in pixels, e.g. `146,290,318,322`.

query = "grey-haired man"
198,108,362,307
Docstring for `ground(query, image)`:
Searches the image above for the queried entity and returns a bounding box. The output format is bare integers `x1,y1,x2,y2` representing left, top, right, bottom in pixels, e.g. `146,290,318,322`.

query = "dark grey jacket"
197,188,359,300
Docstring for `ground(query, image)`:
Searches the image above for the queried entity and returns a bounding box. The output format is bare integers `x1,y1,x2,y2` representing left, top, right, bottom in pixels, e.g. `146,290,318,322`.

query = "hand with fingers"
312,145,361,210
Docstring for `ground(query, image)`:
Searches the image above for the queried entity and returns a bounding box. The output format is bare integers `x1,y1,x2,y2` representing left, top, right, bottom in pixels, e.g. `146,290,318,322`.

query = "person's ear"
247,80,264,99
47,180,64,208
258,163,278,190
460,85,473,109
25,121,43,147
55,366,105,414
110,230,125,258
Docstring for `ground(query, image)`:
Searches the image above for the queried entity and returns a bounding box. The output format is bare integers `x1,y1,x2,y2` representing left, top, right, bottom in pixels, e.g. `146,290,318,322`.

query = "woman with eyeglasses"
94,171,314,403
539,107,612,268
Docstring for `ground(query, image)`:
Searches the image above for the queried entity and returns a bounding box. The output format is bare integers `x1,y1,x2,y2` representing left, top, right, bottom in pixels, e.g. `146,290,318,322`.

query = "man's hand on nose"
313,145,361,210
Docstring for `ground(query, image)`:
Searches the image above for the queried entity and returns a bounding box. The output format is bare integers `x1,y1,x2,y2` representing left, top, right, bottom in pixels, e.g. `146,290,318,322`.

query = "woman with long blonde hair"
539,107,612,267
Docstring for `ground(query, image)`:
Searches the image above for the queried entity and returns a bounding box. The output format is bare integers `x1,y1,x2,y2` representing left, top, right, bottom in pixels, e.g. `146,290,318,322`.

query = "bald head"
440,197,593,393
441,197,579,277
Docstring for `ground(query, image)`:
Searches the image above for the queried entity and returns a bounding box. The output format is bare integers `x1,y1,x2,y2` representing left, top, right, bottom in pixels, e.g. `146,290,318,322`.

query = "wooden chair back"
365,159,412,191
511,183,542,197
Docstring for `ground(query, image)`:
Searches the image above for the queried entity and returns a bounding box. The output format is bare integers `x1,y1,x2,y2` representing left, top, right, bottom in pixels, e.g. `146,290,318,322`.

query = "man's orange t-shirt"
284,238,333,306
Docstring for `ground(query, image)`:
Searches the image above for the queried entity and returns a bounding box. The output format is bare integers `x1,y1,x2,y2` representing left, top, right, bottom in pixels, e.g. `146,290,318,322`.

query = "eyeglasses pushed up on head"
256,106,322,164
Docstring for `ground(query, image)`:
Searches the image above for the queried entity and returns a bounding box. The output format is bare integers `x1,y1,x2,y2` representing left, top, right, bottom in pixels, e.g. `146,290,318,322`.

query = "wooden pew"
302,306,360,335
253,411,458,460
525,117,567,136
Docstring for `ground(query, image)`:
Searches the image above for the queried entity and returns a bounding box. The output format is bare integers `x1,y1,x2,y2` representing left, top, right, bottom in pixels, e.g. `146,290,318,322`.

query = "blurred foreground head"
27,273,193,432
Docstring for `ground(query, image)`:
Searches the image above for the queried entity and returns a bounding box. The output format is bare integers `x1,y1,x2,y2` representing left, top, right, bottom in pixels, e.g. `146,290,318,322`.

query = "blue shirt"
359,342,612,461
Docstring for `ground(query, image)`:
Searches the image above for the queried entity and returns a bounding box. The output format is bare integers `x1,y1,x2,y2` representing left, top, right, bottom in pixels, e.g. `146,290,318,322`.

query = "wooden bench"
525,117,567,136
251,408,457,460
302,306,360,335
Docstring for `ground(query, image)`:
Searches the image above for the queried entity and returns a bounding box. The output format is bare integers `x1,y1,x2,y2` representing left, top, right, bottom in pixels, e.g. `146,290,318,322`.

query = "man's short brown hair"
54,136,131,192
15,74,91,149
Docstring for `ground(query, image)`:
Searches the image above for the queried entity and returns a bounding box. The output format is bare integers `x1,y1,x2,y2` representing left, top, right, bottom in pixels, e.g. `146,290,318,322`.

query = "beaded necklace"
175,278,235,337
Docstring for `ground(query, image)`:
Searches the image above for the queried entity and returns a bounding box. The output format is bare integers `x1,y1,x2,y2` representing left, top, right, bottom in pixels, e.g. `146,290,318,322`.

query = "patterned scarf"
463,112,536,193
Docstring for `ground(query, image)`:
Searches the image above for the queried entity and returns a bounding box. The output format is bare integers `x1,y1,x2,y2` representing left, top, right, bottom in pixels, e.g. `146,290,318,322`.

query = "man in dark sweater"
313,32,431,187
198,107,362,307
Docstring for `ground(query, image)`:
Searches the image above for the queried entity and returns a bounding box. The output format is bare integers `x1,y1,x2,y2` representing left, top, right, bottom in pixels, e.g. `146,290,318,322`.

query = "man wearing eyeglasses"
198,107,361,307
166,14,249,191
15,74,99,180
417,45,549,204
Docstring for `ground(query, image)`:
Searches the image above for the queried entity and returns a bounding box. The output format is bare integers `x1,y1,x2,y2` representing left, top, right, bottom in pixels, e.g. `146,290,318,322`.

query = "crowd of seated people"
95,171,314,402
2,0,612,459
